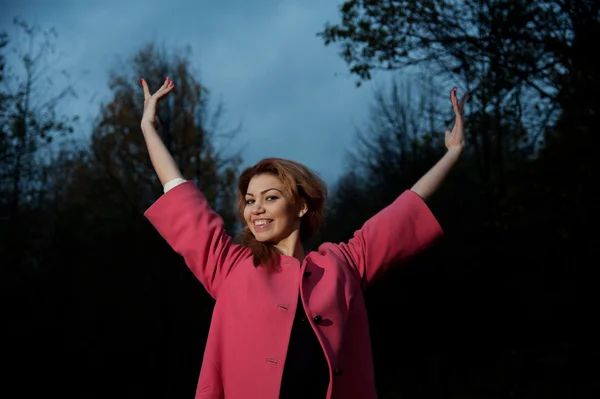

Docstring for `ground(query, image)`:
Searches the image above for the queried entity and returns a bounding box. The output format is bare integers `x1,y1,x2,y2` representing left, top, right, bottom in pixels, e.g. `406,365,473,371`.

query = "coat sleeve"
144,181,252,299
330,189,443,289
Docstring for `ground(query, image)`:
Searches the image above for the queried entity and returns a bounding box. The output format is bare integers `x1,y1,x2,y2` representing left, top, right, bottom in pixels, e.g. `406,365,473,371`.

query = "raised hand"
140,77,175,126
445,87,467,150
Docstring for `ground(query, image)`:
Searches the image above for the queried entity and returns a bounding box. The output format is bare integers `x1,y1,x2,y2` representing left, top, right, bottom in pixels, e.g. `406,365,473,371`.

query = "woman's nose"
252,204,265,214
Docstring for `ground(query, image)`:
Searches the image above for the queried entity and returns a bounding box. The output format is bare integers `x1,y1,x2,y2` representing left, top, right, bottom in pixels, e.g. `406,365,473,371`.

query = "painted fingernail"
140,78,143,84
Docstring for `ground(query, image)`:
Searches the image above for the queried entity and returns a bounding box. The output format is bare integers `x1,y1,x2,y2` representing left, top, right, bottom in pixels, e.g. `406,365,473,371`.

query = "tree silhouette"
0,17,77,271
89,43,241,230
45,43,244,398
319,0,567,228
318,1,599,397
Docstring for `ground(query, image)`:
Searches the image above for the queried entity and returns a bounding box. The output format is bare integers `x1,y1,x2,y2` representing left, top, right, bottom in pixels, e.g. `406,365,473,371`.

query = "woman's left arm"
410,147,462,201
331,87,466,287
411,87,467,201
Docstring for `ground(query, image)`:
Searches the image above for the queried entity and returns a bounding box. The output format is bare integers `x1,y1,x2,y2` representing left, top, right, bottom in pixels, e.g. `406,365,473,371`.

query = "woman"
140,77,466,399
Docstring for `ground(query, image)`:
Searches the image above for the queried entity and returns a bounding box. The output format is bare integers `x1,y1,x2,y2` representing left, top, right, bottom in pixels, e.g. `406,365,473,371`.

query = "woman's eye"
245,199,254,205
266,196,278,201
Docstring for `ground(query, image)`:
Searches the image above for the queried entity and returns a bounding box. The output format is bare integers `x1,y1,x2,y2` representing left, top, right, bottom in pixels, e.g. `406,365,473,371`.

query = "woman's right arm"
140,78,251,298
140,77,183,185
144,182,251,299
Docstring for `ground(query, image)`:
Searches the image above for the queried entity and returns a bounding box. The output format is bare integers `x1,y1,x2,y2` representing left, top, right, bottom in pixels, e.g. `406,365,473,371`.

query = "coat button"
313,314,323,324
333,368,343,376
303,271,312,278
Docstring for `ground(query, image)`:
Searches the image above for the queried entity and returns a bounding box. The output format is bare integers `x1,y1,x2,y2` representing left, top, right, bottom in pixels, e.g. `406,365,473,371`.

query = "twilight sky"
1,0,407,186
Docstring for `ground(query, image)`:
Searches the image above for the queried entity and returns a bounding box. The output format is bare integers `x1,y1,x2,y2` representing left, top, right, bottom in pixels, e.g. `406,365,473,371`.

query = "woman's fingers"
450,87,459,114
450,87,468,115
159,77,173,92
163,81,175,95
154,77,175,99
160,77,170,91
141,78,151,100
140,77,175,107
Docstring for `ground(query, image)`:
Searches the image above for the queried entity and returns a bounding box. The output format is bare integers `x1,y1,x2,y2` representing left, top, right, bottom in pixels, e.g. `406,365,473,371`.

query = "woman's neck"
274,230,305,263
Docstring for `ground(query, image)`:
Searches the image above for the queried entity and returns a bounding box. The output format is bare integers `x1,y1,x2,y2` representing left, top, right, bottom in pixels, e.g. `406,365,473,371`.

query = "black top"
279,296,330,399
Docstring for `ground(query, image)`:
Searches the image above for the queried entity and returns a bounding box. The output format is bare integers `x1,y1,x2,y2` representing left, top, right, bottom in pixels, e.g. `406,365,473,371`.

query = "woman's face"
243,174,305,243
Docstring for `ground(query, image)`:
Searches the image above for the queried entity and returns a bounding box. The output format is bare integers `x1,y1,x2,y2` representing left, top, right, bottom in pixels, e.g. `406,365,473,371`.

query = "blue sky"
1,0,401,186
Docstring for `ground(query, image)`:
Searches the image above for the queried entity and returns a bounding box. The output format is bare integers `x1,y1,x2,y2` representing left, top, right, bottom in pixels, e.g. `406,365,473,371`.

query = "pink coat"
145,181,443,398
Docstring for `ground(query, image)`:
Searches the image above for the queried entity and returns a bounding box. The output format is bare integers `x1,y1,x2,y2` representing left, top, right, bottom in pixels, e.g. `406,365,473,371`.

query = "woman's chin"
252,232,272,243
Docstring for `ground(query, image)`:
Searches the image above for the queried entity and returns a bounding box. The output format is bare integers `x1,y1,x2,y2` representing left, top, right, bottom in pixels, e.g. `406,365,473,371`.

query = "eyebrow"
245,188,283,197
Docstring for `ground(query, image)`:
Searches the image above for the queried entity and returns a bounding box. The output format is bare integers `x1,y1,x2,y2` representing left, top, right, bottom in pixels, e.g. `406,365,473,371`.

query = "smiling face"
243,173,306,244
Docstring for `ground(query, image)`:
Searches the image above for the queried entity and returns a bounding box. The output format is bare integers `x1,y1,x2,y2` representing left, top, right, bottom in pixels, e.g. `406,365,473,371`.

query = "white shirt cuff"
163,178,187,193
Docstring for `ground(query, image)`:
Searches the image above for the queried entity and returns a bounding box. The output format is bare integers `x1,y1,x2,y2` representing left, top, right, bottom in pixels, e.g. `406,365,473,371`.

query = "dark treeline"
2,0,599,397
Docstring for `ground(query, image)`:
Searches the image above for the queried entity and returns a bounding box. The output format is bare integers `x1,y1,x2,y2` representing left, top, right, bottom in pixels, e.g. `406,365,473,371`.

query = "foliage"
89,43,241,229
